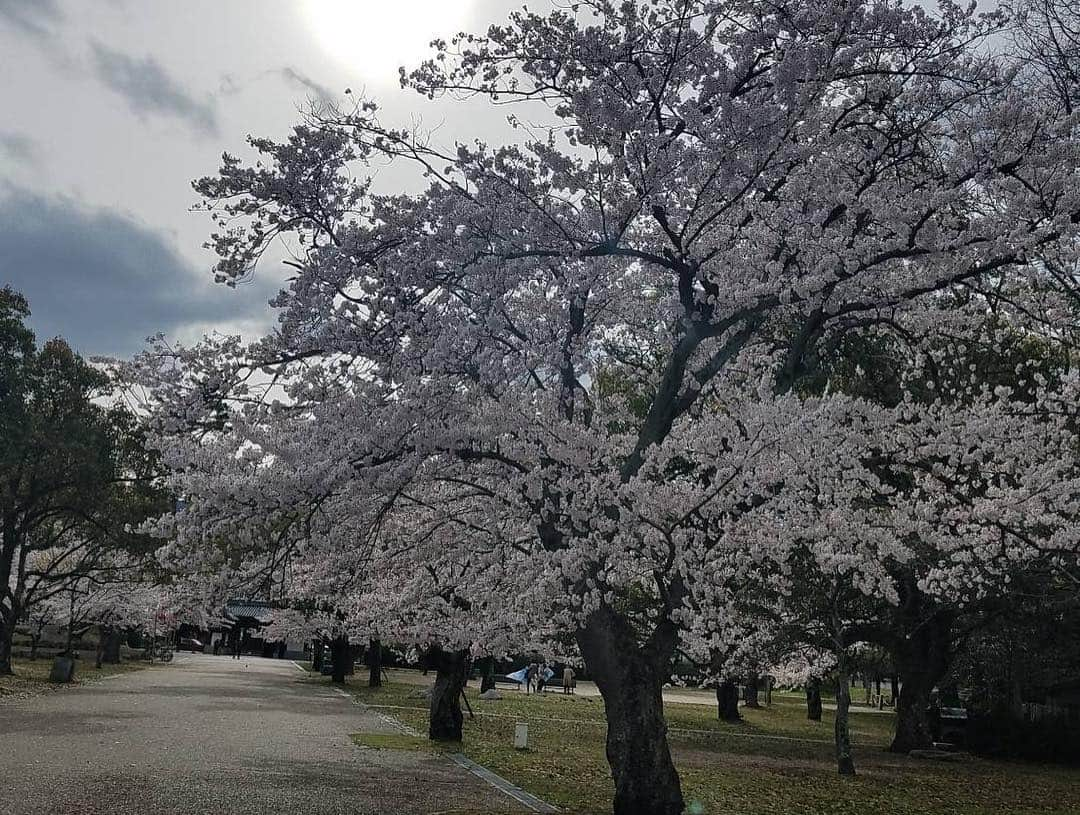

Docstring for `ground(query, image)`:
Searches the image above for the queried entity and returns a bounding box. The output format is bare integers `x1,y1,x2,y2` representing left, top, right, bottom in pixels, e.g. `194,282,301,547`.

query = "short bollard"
513,722,529,750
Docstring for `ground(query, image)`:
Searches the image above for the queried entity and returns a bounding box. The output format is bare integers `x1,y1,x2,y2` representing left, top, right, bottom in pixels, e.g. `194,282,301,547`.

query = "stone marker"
513,722,529,750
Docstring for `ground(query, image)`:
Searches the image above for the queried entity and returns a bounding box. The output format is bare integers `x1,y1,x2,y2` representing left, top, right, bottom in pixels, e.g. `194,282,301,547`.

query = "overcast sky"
0,0,518,358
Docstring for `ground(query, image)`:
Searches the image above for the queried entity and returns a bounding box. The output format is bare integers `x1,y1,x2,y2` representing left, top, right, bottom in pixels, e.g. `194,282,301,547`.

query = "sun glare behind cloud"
304,0,473,84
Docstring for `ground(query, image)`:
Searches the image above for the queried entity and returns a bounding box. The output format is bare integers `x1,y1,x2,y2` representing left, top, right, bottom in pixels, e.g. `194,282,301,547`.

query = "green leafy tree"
0,288,168,674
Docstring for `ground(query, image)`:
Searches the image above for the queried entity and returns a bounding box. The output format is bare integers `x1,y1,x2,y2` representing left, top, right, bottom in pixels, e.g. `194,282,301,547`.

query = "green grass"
323,676,1080,815
352,732,458,753
0,657,147,700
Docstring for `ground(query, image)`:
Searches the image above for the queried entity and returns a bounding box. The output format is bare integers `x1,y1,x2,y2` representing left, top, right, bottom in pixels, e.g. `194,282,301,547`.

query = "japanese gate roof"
223,600,274,624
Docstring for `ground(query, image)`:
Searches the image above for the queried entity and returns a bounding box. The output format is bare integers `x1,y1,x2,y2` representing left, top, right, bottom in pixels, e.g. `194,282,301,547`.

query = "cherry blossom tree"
742,296,1080,761
132,1,1080,811
140,427,542,734
63,567,171,666
1011,0,1080,115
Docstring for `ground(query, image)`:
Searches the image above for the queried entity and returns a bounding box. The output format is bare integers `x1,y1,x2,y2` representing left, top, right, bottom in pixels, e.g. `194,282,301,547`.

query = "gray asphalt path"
0,654,524,814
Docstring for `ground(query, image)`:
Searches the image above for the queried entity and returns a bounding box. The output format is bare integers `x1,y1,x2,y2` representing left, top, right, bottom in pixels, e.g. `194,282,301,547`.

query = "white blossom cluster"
123,0,1080,680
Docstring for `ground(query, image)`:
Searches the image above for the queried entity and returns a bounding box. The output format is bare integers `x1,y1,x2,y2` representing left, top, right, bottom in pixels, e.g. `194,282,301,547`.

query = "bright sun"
305,0,472,83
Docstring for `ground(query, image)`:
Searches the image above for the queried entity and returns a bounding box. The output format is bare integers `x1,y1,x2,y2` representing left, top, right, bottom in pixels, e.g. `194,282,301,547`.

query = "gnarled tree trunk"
367,638,382,688
62,590,77,657
345,642,356,675
100,625,121,664
330,634,350,684
428,645,469,742
891,667,937,752
0,514,17,676
479,656,496,693
743,675,762,708
716,679,740,722
889,613,952,753
577,605,684,815
834,669,855,775
806,678,823,721
0,615,13,676
312,638,324,672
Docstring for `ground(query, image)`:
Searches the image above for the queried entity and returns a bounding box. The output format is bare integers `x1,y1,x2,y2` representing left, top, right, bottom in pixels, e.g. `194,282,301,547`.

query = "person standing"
525,662,537,694
562,665,575,695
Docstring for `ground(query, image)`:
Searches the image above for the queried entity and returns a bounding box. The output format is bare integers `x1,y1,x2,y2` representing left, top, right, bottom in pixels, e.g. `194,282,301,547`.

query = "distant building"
191,599,306,659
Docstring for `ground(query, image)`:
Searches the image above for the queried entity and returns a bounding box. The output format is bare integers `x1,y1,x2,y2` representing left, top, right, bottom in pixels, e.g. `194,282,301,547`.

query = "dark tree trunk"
892,669,936,752
1,514,18,676
806,678,823,721
428,645,469,742
0,615,14,675
835,669,856,775
100,626,121,664
367,638,382,688
479,656,496,693
716,680,740,722
743,676,762,708
64,618,75,655
62,588,79,658
890,674,899,705
576,605,684,815
330,634,349,684
345,643,356,675
889,612,952,753
312,639,324,672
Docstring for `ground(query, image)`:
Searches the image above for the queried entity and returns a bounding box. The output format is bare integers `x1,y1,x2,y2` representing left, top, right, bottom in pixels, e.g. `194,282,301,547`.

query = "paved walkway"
0,654,525,814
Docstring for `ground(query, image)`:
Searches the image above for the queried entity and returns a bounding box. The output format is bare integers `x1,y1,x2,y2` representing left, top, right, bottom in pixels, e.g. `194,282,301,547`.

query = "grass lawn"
330,676,1080,815
0,657,147,701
